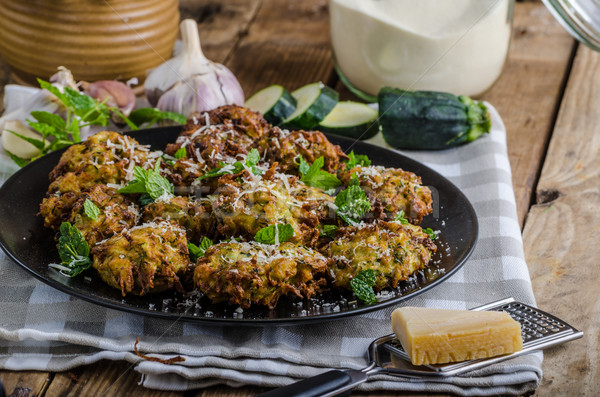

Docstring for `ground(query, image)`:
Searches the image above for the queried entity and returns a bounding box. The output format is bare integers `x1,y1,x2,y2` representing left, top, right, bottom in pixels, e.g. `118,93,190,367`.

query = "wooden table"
1,1,598,395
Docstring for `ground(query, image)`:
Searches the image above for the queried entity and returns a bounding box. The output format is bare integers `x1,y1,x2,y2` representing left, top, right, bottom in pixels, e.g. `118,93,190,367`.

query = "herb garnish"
298,156,341,192
199,148,263,180
117,159,174,202
346,151,371,169
423,228,437,240
83,199,101,220
48,222,91,277
188,237,214,262
350,269,378,304
334,183,371,226
393,210,409,225
254,223,294,245
174,147,187,160
320,224,339,238
128,108,187,128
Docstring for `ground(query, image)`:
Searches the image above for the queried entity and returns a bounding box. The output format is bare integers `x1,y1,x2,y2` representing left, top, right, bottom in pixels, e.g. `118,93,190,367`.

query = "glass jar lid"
542,0,600,51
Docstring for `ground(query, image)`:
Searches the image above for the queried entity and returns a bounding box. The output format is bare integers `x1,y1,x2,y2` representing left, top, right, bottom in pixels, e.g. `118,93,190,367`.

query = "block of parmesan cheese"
391,307,523,366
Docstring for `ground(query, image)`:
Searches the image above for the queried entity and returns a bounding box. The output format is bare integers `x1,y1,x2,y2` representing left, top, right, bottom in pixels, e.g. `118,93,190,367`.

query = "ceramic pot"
0,0,179,84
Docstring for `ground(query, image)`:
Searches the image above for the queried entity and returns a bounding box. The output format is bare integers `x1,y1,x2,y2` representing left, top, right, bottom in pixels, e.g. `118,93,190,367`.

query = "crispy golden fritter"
142,196,214,241
91,221,190,296
164,106,268,168
255,127,348,175
209,168,334,246
194,241,328,308
339,166,433,224
40,190,79,230
49,131,151,183
327,220,436,291
66,185,140,246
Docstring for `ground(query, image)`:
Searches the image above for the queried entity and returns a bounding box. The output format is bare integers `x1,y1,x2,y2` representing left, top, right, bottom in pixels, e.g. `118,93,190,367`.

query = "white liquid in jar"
330,0,513,97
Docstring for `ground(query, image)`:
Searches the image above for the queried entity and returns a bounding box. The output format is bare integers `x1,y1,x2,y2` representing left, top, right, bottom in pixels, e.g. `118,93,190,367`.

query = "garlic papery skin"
82,80,136,123
145,19,244,113
1,120,44,159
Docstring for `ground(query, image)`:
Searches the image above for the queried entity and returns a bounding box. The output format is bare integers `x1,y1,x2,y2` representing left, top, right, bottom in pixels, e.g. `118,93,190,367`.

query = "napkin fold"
0,104,542,394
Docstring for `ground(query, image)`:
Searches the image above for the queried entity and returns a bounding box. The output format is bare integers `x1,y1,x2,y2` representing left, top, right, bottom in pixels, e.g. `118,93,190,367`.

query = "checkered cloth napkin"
0,104,542,394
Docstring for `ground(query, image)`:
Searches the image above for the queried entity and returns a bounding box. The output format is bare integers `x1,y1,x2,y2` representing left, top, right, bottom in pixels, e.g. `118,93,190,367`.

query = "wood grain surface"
0,1,594,396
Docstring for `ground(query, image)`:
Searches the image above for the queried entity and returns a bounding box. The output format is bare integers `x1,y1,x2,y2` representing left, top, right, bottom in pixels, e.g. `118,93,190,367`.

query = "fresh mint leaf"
198,151,262,180
30,110,66,130
320,224,339,238
299,156,341,191
254,223,294,245
423,227,437,240
129,108,186,128
117,160,173,201
298,156,311,175
49,222,91,277
334,184,371,226
393,210,409,225
4,150,30,168
174,147,186,159
83,199,101,220
188,237,214,262
350,269,377,304
346,151,371,170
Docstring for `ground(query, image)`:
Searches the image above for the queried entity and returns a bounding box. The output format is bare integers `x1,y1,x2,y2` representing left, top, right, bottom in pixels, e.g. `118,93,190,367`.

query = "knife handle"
257,369,367,397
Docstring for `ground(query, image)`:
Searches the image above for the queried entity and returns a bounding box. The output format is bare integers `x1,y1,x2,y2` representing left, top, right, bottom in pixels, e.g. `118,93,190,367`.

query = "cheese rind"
391,307,523,366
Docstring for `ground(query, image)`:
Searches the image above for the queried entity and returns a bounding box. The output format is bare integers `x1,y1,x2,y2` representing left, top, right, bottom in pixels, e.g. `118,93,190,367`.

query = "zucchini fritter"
210,169,334,246
164,106,268,168
91,221,190,296
339,165,433,224
142,196,214,241
255,127,348,175
67,185,140,245
327,220,436,291
194,241,328,308
49,131,153,183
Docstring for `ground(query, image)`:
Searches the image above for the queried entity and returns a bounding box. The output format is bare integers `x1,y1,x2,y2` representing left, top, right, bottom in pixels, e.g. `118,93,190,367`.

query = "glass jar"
329,0,515,101
542,0,600,51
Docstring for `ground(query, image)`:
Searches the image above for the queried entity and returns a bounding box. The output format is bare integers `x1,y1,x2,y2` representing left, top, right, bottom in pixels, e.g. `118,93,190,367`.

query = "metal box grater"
374,297,583,377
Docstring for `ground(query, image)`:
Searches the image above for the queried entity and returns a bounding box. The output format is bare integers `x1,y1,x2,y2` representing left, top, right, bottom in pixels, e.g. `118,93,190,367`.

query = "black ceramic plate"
0,127,478,325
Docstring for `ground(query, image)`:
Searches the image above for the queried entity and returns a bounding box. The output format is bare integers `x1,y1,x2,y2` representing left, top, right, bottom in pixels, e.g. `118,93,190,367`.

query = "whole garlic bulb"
144,19,244,115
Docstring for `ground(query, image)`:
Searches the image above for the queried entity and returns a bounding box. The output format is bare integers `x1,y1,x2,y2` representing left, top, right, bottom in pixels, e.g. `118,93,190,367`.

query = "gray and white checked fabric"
0,104,543,394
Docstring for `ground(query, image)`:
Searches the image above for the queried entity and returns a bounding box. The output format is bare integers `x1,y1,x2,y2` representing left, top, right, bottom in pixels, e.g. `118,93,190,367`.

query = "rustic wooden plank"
45,360,177,397
482,2,576,226
523,45,600,396
226,0,335,96
0,370,51,397
178,0,262,64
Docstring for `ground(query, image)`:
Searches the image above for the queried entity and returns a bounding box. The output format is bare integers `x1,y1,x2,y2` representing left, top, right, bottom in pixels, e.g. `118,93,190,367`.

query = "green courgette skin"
378,87,491,150
282,85,339,130
264,89,297,125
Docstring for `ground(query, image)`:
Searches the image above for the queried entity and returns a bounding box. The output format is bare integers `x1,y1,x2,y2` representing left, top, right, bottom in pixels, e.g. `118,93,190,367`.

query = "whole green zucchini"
378,87,491,150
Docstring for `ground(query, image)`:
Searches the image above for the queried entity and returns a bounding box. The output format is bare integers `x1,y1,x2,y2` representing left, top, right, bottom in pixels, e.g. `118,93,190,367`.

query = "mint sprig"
299,156,341,192
198,149,263,180
350,269,377,304
83,199,101,220
346,151,371,170
118,159,173,202
174,147,187,159
334,184,371,226
48,222,91,277
129,108,186,128
393,210,409,225
254,223,294,245
188,237,214,262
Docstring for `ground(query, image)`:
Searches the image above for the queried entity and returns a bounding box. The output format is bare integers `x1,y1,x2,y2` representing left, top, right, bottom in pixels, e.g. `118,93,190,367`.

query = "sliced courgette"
281,82,338,130
378,87,491,150
318,101,380,140
244,85,297,125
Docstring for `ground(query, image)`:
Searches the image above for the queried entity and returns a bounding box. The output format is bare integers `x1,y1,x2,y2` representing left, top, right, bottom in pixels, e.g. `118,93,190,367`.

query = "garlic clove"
1,120,45,159
82,80,137,118
145,18,244,112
